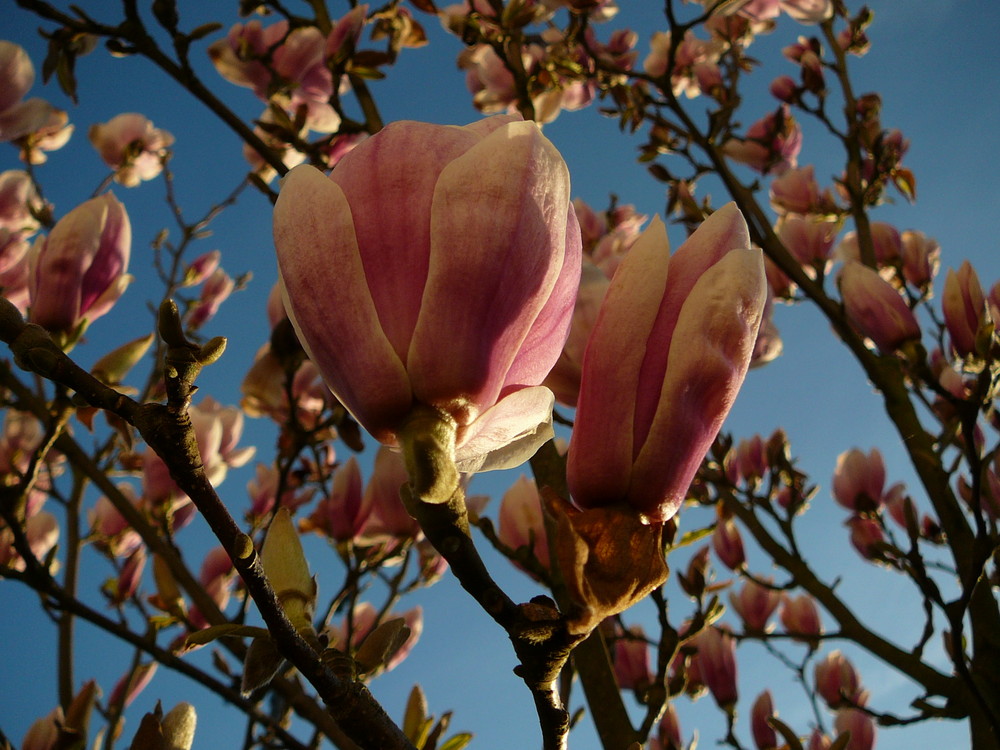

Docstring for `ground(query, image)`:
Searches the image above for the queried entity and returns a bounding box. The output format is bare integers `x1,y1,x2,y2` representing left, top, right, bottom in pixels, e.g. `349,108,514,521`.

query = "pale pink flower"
497,475,550,575
690,626,738,710
713,518,746,570
0,169,44,235
88,113,174,187
832,447,885,512
185,267,234,330
357,446,421,543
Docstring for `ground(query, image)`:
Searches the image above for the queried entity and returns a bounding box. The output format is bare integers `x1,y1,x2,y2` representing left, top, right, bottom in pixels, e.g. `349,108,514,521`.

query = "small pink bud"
182,249,221,287
815,650,866,707
751,690,778,750
357,446,420,543
780,594,823,645
690,626,738,710
942,260,986,357
713,518,746,570
301,456,371,543
729,578,781,632
497,475,550,576
846,516,886,561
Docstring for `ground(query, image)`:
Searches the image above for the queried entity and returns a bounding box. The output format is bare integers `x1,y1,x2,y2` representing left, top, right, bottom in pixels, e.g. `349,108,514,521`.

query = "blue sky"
2,1,999,749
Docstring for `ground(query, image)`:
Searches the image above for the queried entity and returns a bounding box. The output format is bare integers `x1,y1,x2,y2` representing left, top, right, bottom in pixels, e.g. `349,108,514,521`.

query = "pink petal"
567,217,671,508
274,164,411,442
631,247,766,520
409,120,571,424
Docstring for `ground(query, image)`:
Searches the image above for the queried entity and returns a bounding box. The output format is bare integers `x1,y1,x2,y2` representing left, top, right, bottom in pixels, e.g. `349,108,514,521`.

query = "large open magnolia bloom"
275,115,581,473
567,204,766,523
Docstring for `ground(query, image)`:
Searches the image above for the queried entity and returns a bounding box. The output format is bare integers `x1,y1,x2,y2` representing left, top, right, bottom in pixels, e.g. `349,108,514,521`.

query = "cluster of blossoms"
0,411,62,572
442,0,636,124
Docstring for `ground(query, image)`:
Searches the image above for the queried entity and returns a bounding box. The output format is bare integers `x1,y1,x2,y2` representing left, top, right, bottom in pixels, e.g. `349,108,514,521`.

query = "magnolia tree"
0,1,997,749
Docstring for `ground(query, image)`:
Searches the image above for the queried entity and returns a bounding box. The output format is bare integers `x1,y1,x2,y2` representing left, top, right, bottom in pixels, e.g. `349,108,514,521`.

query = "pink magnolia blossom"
712,517,746,570
846,515,886,561
833,707,876,750
722,106,802,174
738,0,833,24
690,626,738,710
838,261,920,353
942,260,986,357
776,213,841,275
275,116,580,474
751,690,778,750
815,650,866,707
612,624,651,691
644,30,724,99
832,447,885,512
185,267,234,330
208,21,341,132
327,601,423,674
769,165,836,215
0,169,44,235
357,446,421,543
0,42,73,162
0,510,58,572
729,578,781,632
780,593,823,644
245,463,316,520
142,397,254,522
301,456,372,543
88,113,174,187
189,546,236,628
108,662,158,709
899,230,940,292
568,205,766,522
727,434,767,485
28,193,131,336
835,223,902,267
497,475,550,575
21,707,63,750
88,488,143,558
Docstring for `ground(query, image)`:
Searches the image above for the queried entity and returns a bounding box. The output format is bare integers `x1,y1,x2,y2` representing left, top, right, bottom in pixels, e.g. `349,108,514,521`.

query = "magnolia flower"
275,115,580,474
88,113,174,187
567,204,766,522
28,193,131,337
